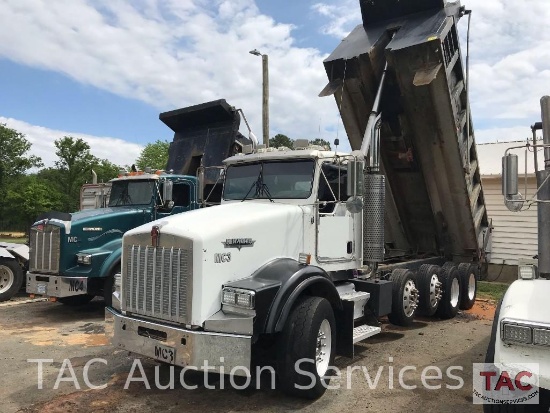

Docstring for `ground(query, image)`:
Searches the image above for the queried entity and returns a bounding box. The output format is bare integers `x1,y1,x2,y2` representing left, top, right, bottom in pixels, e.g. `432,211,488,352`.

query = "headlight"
518,264,537,280
502,322,532,344
221,287,255,309
76,253,92,265
501,319,550,346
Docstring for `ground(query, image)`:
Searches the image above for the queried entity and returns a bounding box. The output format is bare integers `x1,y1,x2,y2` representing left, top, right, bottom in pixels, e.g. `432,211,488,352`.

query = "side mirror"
502,154,518,197
163,180,173,206
502,154,523,212
347,159,364,197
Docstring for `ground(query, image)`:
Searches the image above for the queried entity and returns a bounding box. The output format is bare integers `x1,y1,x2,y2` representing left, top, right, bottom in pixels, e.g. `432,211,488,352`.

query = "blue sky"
1,0,549,168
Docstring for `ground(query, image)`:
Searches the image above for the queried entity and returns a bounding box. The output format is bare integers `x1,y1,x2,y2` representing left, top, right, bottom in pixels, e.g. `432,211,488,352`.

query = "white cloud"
0,116,142,168
0,0,341,148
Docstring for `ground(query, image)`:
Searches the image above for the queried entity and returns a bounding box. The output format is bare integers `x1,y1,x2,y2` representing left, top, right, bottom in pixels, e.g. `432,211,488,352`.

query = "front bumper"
105,308,252,375
26,272,88,298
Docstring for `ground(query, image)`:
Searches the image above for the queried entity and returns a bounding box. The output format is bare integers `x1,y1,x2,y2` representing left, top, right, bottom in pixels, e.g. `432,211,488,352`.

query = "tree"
269,134,294,149
136,140,170,170
54,136,99,211
0,124,43,224
309,138,332,150
5,175,62,229
92,159,121,183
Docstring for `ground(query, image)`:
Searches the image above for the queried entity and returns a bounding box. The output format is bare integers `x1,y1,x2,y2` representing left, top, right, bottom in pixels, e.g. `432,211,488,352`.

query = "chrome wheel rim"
0,265,14,294
403,279,419,317
429,274,443,309
468,273,476,300
316,319,332,377
450,278,460,308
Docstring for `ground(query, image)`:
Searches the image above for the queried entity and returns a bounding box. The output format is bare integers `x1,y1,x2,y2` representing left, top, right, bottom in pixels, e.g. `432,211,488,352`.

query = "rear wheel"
0,258,24,302
415,264,442,316
277,296,335,399
458,263,477,310
436,263,461,319
388,269,419,326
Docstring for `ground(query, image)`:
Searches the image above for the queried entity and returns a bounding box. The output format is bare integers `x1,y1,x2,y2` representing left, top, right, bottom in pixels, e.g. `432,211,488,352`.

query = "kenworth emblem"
222,238,256,250
151,225,160,247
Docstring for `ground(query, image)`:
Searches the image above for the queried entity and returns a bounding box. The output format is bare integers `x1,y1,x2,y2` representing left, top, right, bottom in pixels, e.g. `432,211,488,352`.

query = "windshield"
224,160,315,200
108,180,155,207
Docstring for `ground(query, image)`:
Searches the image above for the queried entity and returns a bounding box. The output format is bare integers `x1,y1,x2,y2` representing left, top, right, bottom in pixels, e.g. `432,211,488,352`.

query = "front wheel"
0,258,24,302
277,296,336,399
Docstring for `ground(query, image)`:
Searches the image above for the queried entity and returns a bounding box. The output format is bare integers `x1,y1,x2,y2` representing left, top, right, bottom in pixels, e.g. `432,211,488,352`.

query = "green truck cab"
26,99,251,305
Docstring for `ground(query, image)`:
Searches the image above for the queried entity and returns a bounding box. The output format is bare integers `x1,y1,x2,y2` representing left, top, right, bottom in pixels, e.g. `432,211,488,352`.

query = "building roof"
477,140,545,176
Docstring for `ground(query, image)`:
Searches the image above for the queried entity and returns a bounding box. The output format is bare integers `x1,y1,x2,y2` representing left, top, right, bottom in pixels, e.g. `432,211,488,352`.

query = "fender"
98,243,122,278
224,258,342,335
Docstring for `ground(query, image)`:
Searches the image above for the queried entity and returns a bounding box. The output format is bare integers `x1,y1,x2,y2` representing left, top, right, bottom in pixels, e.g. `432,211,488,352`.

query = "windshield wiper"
241,171,273,202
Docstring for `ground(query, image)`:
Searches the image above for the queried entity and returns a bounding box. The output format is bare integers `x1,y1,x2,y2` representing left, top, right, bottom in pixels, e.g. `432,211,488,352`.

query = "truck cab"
26,171,198,305
26,99,251,305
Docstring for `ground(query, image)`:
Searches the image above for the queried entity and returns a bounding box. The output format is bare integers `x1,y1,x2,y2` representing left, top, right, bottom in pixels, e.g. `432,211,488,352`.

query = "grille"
30,225,61,273
363,173,385,262
123,245,192,324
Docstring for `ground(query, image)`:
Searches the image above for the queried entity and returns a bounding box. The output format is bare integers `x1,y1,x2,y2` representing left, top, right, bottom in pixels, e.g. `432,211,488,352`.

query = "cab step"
353,325,381,343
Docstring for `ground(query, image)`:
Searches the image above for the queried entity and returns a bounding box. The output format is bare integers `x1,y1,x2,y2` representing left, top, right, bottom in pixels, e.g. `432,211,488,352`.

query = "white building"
477,140,544,268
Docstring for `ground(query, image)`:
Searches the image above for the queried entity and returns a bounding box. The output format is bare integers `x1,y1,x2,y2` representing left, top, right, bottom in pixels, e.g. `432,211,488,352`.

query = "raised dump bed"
322,0,491,264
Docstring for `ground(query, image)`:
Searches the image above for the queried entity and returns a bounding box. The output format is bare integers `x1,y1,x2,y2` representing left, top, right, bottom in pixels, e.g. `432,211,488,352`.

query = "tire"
0,258,24,302
415,264,443,316
436,263,461,319
277,296,336,399
388,268,419,327
58,295,94,306
458,263,477,310
102,265,120,307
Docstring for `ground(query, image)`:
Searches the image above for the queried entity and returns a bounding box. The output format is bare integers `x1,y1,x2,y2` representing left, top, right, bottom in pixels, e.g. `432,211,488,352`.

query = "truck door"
316,162,355,262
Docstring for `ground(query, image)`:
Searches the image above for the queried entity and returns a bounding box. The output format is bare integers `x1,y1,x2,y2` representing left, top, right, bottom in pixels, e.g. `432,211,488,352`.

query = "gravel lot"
0,294,494,413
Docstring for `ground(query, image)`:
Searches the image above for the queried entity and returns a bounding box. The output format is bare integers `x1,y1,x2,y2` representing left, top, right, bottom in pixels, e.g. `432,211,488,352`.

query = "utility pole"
250,49,269,147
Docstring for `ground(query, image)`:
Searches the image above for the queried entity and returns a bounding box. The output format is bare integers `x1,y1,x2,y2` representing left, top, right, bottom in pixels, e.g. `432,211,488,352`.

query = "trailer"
0,242,29,302
106,0,490,399
25,100,254,306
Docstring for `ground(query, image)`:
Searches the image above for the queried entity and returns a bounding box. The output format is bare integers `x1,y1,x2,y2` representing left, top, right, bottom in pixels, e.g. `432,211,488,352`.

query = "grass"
0,232,27,244
477,281,509,302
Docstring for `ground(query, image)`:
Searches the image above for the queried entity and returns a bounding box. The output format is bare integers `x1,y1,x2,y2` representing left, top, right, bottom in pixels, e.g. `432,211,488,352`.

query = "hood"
124,201,306,325
125,201,303,243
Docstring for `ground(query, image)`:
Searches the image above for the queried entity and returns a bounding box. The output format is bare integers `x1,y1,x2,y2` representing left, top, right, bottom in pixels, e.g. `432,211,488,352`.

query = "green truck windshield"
224,160,315,200
108,180,155,207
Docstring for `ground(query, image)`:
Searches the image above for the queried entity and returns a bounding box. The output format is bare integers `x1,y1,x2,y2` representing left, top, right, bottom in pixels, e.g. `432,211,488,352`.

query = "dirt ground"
0,294,495,413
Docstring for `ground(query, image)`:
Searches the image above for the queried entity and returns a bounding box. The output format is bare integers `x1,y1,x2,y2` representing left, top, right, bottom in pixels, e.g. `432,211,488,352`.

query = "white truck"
106,0,491,399
485,97,550,412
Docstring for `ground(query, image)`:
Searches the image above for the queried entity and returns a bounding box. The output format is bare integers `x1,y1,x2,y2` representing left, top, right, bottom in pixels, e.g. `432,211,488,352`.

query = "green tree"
309,138,332,150
136,140,170,170
0,124,43,213
269,134,294,149
5,175,62,228
54,136,99,211
92,159,121,183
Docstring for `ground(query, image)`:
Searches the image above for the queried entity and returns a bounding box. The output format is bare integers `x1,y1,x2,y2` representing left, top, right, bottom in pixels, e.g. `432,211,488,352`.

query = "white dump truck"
484,97,550,412
106,0,491,398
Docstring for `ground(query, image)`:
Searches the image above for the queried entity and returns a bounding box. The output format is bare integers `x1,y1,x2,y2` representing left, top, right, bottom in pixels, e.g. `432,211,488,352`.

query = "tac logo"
472,363,539,405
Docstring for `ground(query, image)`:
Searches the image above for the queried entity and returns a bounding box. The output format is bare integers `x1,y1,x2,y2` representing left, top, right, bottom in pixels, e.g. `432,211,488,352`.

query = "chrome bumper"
105,308,252,375
26,273,88,298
